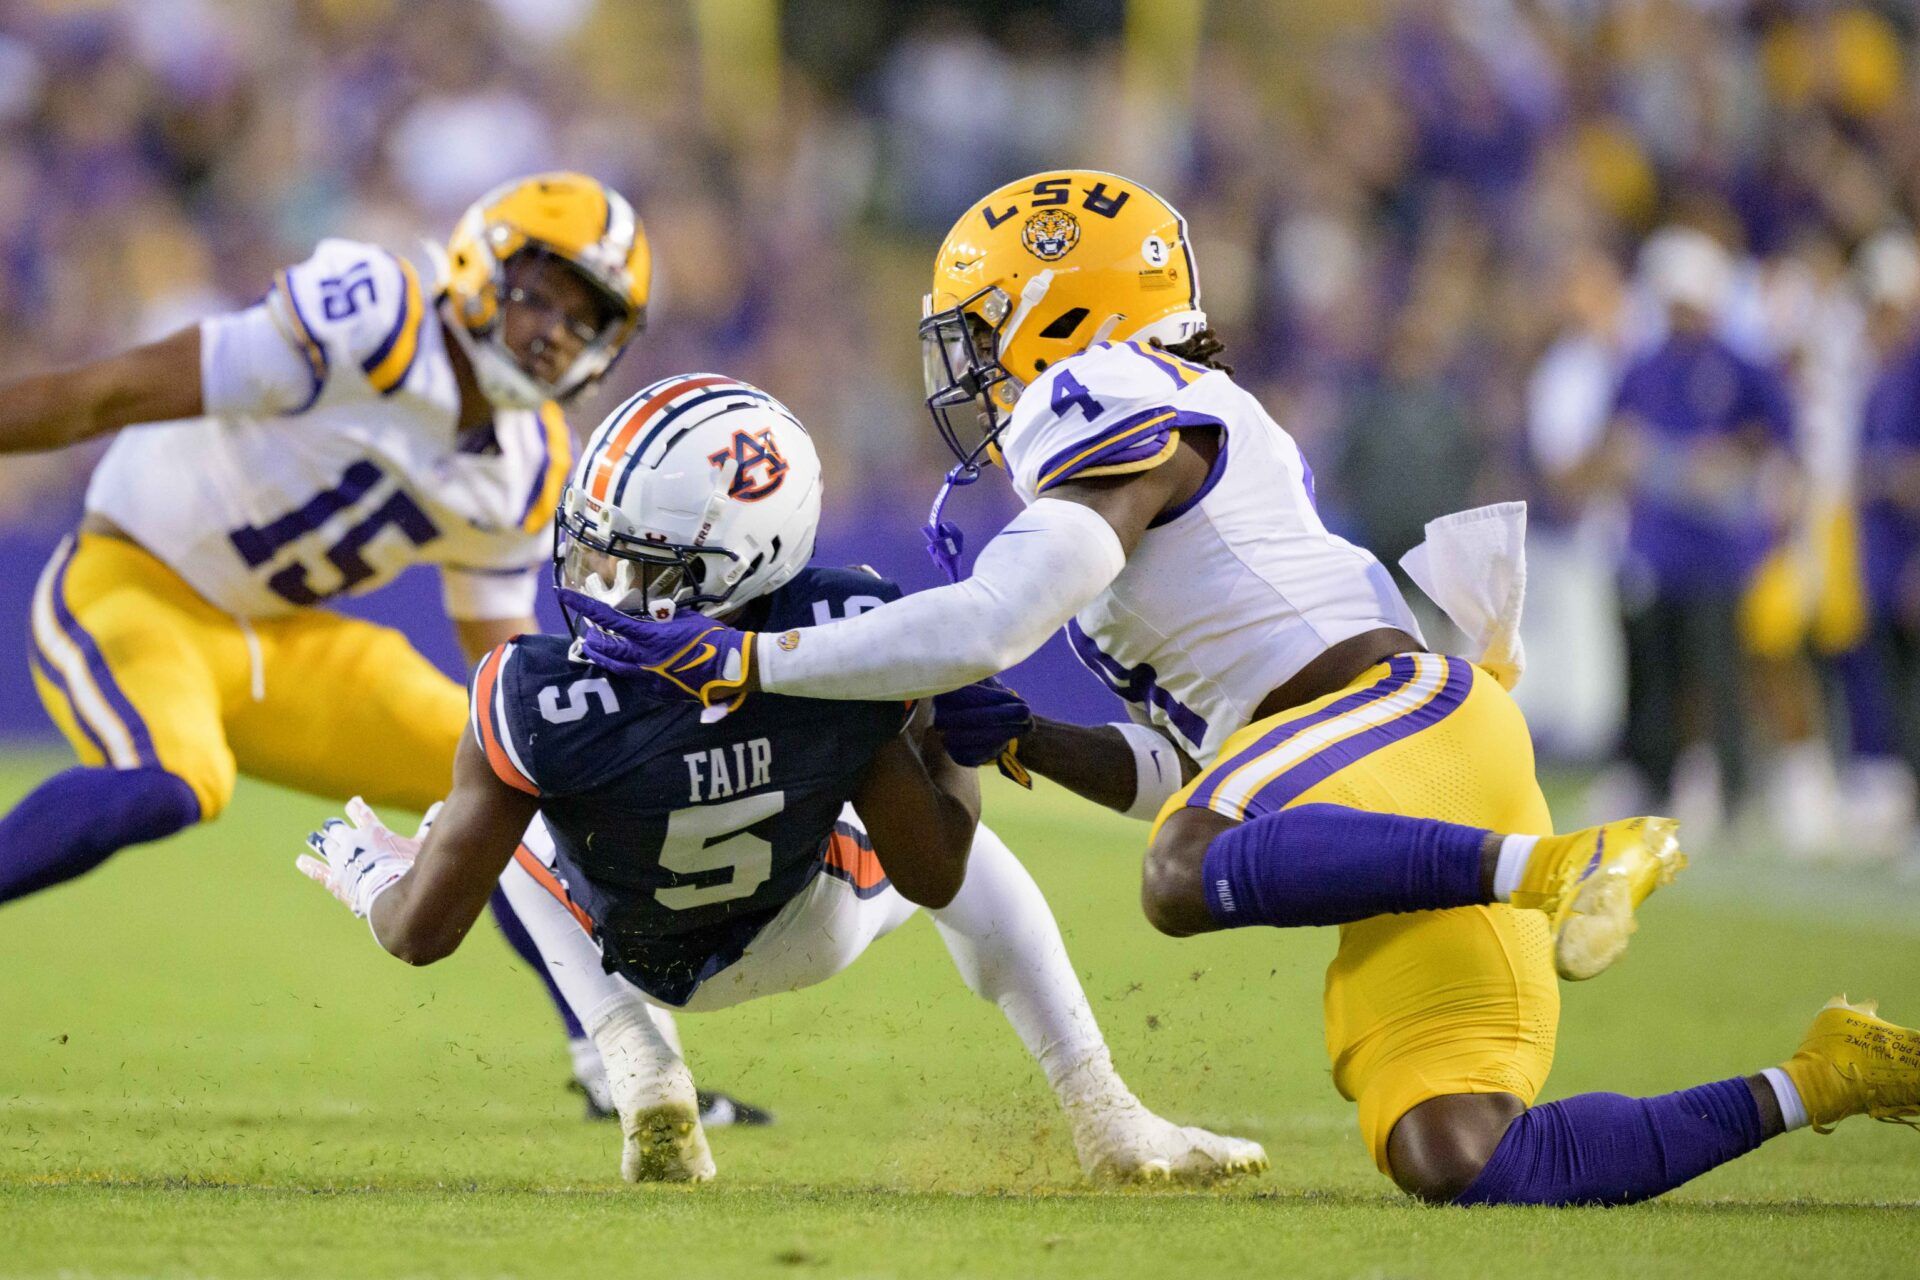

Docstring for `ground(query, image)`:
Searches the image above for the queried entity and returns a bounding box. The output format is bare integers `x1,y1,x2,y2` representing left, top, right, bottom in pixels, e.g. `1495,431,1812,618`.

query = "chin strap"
923,461,981,586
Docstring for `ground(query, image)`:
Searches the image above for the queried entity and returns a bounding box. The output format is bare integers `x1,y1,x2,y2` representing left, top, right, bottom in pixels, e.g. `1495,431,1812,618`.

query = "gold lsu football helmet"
920,170,1207,468
443,172,652,408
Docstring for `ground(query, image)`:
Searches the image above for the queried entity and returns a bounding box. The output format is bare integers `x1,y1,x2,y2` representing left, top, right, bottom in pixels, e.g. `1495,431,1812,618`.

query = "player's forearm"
0,328,203,454
755,500,1125,700
0,369,114,453
367,870,477,966
1015,719,1142,814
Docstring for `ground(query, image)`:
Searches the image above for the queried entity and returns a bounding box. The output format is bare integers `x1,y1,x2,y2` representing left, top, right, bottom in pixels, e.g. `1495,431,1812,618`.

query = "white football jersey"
85,238,568,620
1001,340,1420,763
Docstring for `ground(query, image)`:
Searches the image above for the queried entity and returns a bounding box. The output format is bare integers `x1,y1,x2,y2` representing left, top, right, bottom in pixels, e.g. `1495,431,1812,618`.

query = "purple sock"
0,766,200,905
1456,1079,1766,1206
1200,803,1488,927
489,887,587,1040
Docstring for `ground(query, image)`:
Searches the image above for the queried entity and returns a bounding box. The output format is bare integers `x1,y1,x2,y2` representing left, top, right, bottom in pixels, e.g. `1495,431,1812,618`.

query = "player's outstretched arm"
570,450,1207,706
850,707,981,909
0,326,203,453
300,731,540,964
373,732,540,964
934,679,1193,820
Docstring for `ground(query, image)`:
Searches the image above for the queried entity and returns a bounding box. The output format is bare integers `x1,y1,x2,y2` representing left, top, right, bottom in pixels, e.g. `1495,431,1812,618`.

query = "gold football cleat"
1509,816,1686,981
1781,996,1920,1132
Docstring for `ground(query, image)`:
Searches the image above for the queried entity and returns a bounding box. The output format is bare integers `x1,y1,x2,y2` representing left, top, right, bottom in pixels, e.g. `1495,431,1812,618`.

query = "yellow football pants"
1157,652,1558,1173
27,532,466,821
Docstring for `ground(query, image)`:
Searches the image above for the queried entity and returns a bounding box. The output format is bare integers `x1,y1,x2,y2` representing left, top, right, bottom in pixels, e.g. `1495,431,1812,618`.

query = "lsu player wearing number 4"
574,171,1920,1205
0,173,764,1128
299,375,1266,1185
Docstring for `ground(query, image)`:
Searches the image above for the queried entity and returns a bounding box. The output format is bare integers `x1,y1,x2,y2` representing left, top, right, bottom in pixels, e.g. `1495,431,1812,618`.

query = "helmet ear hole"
1038,307,1089,340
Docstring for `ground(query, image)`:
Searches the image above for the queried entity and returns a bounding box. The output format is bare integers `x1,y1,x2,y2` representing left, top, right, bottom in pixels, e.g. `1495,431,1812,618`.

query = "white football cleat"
1071,1098,1268,1185
596,1004,716,1184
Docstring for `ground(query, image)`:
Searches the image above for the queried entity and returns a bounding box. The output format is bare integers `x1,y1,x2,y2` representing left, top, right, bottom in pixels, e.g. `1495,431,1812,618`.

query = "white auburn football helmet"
556,373,822,624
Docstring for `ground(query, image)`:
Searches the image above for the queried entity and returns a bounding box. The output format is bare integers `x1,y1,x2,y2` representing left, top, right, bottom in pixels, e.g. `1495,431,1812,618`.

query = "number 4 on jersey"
1050,370,1106,421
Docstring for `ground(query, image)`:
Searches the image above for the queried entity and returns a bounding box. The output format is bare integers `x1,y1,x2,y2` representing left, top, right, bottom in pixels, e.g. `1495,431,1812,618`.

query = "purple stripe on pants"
48,540,161,768
1190,656,1420,810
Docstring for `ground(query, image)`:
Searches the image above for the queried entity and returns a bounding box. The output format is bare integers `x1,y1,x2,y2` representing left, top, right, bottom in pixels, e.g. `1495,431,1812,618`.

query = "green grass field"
3,751,1920,1279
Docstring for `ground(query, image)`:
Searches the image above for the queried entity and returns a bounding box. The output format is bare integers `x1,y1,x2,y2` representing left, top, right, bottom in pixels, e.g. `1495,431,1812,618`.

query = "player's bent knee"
1385,1092,1525,1204
1140,812,1223,937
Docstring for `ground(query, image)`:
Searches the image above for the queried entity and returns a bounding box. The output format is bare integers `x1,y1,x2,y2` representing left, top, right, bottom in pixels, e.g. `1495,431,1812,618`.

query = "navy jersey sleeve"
469,635,662,799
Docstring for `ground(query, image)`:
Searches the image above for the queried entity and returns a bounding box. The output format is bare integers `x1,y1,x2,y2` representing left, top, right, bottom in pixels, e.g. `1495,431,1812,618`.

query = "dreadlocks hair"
1152,327,1233,375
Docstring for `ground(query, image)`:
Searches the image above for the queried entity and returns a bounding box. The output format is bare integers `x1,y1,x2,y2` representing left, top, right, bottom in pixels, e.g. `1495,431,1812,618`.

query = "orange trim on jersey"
513,844,595,935
473,645,538,795
824,828,887,892
586,375,733,501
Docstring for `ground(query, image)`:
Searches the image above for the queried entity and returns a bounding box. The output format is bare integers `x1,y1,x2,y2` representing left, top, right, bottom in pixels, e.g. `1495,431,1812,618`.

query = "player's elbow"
383,920,462,966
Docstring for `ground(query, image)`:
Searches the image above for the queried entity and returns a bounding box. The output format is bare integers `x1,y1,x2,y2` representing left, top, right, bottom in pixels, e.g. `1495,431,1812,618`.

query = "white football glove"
296,797,440,920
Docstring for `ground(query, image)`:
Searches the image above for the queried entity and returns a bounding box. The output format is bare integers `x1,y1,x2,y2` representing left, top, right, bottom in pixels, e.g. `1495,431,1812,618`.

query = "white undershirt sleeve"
200,304,323,417
757,498,1126,700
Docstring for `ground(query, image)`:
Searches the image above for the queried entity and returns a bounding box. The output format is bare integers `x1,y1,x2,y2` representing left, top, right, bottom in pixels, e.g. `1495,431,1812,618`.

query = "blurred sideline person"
550,172,1920,1208
1853,230,1920,854
1570,228,1802,840
0,173,761,1125
298,375,1268,1185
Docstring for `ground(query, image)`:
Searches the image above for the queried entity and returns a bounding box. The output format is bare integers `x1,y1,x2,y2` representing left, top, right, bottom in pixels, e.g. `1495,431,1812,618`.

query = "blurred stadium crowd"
6,0,1920,858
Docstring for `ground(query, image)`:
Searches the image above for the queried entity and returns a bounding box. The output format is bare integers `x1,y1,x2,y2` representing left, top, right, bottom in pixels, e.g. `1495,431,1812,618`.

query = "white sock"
568,1035,602,1082
1491,834,1539,902
927,823,1135,1116
497,839,653,1034
1761,1067,1811,1131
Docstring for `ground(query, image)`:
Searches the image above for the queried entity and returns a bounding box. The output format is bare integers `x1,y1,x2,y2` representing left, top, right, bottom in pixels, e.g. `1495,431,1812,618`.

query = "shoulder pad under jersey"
266,238,431,403
1001,341,1223,499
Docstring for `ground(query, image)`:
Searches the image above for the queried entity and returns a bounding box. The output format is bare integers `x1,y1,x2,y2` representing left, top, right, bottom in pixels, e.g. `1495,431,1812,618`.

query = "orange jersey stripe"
513,844,594,935
473,646,538,795
587,374,732,501
824,828,887,892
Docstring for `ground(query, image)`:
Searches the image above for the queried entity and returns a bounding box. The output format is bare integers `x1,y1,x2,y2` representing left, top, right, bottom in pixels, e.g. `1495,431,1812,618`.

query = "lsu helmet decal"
920,170,1207,469
443,172,652,409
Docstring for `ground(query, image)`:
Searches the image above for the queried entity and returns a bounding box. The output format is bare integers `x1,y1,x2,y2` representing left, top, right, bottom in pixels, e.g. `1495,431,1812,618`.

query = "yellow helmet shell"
928,170,1205,391
444,172,652,405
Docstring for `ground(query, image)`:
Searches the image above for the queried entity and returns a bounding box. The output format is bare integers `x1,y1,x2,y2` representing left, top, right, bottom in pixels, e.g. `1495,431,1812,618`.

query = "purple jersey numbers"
1065,620,1208,750
227,459,440,605
319,261,377,321
1050,370,1106,422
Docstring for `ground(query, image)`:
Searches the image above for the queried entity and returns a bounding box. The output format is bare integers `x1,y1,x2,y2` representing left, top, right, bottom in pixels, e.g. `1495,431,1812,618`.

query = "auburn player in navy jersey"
298,374,1267,1184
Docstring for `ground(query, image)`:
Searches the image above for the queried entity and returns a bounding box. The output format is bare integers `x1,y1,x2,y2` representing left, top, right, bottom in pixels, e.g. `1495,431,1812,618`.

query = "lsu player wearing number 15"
0,173,768,1121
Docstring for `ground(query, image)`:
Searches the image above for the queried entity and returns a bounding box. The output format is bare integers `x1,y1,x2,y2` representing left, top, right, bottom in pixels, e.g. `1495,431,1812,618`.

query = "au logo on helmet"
709,429,790,501
1022,209,1081,261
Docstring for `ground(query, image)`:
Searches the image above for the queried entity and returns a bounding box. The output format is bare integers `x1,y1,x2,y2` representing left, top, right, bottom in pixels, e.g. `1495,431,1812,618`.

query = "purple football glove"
933,677,1035,786
561,590,756,711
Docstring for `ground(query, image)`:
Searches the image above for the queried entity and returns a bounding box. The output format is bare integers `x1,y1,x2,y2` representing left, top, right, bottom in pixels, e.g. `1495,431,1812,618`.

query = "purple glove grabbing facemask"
560,589,756,715
932,676,1034,787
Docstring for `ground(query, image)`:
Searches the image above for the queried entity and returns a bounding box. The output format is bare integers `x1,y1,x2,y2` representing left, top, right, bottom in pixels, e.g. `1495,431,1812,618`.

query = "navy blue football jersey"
470,566,909,1005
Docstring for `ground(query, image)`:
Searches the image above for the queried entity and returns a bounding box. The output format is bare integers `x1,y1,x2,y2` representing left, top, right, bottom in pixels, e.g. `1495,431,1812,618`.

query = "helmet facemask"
920,286,1020,472
553,484,744,637
461,247,644,410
